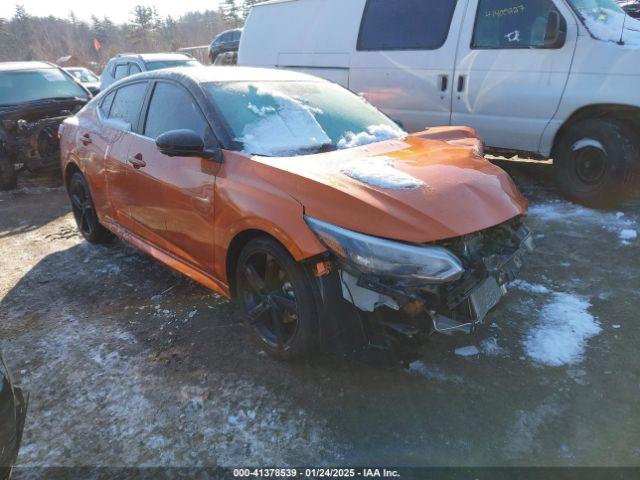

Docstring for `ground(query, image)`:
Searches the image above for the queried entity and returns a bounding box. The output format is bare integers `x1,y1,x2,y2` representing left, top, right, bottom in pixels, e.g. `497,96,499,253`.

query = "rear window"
358,0,458,51
144,60,200,71
0,68,89,105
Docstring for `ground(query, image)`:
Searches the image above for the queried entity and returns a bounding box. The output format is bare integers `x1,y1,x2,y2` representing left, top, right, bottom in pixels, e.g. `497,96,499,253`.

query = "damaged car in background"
0,61,90,190
0,353,28,480
60,67,532,363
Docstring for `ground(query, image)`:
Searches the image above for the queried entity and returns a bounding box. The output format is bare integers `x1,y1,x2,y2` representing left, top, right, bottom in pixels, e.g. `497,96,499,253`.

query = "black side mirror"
156,129,223,162
544,10,567,48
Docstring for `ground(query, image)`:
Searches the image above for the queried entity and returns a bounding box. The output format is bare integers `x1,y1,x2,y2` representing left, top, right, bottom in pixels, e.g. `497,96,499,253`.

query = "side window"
113,63,128,80
358,0,458,51
99,90,116,117
473,0,564,49
109,82,148,131
129,63,142,75
143,82,209,140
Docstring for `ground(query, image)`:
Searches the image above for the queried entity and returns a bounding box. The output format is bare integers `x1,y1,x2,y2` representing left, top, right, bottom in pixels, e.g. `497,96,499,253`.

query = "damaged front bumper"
311,216,533,346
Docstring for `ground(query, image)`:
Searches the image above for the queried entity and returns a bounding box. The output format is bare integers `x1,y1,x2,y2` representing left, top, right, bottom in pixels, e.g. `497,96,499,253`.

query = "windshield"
568,0,640,44
68,69,99,83
144,59,200,71
204,81,407,156
0,68,89,105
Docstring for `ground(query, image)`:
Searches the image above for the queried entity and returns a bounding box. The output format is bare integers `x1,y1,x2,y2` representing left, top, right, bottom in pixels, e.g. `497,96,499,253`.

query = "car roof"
138,66,328,84
114,53,193,62
0,61,56,72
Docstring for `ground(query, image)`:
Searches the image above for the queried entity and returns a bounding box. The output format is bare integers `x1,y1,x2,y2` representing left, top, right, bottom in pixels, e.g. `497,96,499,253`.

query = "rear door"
349,0,466,132
130,80,218,273
101,81,150,230
451,0,577,153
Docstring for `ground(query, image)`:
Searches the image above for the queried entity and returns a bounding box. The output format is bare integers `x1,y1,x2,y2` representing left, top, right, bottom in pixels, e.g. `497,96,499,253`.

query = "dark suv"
0,62,90,190
208,29,242,63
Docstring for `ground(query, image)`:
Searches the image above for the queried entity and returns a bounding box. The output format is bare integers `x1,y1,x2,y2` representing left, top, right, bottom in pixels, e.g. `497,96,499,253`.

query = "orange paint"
61,118,527,300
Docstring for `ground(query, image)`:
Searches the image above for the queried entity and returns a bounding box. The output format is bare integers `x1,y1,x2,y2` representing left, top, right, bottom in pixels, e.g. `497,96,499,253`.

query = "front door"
129,80,218,273
451,0,577,153
349,0,467,133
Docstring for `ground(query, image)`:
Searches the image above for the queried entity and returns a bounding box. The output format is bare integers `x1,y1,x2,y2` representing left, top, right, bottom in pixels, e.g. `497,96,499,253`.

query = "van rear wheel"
553,118,640,207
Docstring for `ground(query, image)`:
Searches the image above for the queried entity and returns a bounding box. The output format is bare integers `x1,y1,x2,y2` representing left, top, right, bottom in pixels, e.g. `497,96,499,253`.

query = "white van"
239,0,640,206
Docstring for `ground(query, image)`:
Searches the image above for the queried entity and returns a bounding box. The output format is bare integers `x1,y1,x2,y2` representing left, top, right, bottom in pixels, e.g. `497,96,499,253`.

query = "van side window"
129,63,142,75
114,64,128,80
357,0,458,51
473,0,565,49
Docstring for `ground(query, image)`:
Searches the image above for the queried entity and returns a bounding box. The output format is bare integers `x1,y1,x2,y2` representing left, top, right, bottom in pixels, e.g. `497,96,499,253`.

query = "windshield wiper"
306,143,338,154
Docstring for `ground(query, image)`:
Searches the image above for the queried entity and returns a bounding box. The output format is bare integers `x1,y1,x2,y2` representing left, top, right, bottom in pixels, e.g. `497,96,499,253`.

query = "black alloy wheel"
236,237,318,360
68,172,113,244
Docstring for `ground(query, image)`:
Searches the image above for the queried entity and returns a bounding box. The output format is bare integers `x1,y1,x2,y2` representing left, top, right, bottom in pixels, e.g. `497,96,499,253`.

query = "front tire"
0,149,17,191
235,237,319,361
69,172,113,244
553,118,640,207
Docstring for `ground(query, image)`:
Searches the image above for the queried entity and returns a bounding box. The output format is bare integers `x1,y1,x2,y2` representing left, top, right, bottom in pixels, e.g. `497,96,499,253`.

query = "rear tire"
235,237,319,361
69,172,113,244
553,118,640,207
0,149,17,191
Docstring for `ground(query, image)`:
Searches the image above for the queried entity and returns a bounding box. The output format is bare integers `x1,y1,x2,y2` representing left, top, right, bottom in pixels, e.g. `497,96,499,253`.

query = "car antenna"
619,5,629,45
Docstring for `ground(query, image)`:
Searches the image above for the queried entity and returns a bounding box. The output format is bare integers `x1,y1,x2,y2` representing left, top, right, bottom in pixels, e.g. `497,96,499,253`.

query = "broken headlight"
305,217,464,284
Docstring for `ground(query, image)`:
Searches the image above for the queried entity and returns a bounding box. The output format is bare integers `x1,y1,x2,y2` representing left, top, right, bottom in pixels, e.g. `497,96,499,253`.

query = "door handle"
457,75,466,93
128,153,146,169
439,74,449,92
81,133,92,145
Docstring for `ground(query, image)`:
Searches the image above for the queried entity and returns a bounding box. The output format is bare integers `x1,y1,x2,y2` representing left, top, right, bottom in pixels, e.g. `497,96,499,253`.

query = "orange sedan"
60,67,532,361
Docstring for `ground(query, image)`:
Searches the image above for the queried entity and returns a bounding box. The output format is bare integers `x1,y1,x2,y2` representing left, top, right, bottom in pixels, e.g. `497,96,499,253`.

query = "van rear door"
349,0,465,133
451,0,577,153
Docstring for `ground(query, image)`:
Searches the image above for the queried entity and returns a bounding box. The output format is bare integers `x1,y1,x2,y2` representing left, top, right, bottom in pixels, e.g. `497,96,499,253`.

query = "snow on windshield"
237,88,332,157
206,81,407,157
572,1,640,45
337,125,406,150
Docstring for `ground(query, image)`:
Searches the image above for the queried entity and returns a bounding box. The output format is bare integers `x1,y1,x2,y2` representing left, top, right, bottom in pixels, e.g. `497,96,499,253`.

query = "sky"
0,0,228,23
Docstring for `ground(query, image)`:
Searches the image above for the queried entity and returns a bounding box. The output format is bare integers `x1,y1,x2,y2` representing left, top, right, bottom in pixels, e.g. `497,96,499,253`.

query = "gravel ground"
1,162,639,469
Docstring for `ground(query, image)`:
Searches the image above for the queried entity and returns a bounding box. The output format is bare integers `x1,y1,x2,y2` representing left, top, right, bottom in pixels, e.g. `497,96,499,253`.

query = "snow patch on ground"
340,156,424,191
510,279,551,295
454,346,480,357
407,361,463,384
619,229,638,240
337,124,406,150
480,337,508,357
506,402,564,456
528,201,634,226
523,293,601,367
12,312,339,467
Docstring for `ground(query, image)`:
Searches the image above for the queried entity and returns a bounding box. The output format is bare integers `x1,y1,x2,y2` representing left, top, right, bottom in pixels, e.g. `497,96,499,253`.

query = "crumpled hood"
251,128,528,244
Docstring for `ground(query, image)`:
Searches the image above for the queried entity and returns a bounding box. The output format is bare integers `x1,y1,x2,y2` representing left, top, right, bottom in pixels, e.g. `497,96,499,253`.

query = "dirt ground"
1,162,639,469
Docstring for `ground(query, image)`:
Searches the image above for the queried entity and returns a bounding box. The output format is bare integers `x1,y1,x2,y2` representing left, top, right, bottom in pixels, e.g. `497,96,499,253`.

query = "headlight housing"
305,217,464,284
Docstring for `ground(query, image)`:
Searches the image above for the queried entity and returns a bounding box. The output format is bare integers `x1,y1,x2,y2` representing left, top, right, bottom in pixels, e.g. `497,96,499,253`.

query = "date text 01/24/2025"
233,468,401,478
